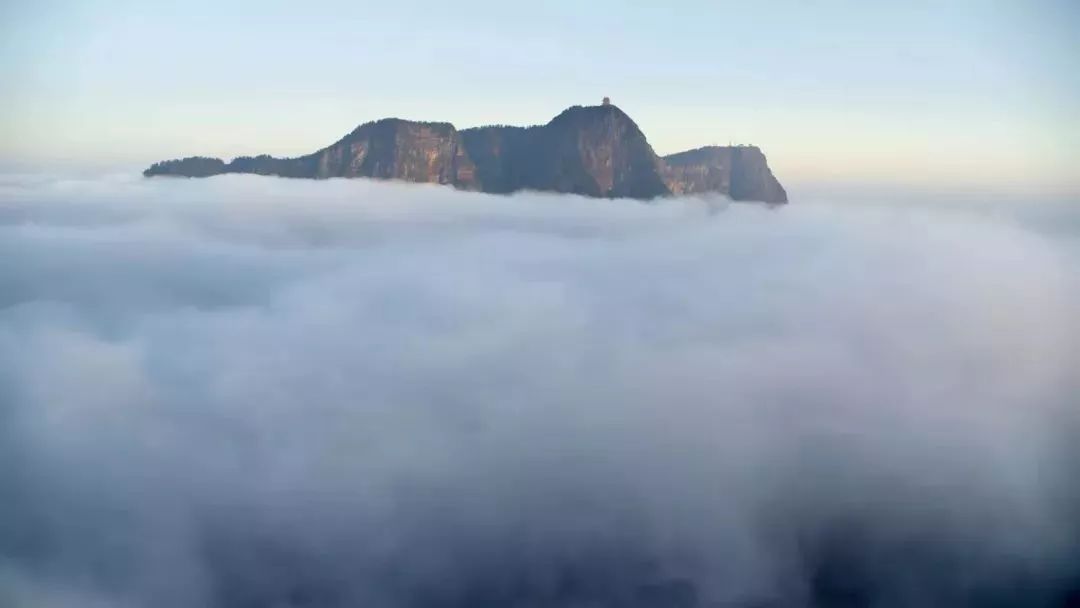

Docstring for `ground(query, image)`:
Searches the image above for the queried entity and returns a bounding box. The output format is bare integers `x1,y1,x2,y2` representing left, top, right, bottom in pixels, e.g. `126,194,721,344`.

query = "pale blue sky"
2,0,1077,193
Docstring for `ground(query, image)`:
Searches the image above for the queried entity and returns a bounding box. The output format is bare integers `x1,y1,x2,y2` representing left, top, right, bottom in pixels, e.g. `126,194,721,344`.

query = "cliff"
145,103,787,203
663,146,787,203
310,119,477,187
460,105,669,198
145,119,476,186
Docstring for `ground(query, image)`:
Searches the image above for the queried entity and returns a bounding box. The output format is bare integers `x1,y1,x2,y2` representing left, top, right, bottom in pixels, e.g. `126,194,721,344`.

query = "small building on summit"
602,96,611,106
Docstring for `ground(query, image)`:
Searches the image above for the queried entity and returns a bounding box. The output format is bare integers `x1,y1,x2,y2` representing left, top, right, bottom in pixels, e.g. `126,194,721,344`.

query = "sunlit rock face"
311,118,478,187
144,104,787,203
664,145,787,204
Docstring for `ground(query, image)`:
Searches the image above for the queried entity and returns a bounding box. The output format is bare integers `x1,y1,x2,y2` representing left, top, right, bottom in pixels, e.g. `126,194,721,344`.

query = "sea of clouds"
1,174,1078,607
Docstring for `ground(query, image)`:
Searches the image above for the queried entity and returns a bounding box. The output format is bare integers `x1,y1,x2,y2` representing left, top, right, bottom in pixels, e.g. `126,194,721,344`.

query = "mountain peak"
533,104,666,198
547,103,632,125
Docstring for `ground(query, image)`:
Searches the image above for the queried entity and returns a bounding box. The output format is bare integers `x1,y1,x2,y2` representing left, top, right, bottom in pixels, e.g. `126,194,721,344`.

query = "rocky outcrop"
310,119,477,187
663,146,787,204
145,104,787,203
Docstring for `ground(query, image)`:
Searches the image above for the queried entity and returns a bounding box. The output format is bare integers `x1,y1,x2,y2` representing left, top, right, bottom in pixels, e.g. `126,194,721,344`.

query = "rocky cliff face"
311,119,477,187
460,105,669,198
663,146,787,204
145,104,787,203
530,104,669,198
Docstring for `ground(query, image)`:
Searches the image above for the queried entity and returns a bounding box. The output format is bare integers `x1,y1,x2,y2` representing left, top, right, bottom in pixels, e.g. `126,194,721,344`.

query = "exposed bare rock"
663,146,787,204
461,104,668,198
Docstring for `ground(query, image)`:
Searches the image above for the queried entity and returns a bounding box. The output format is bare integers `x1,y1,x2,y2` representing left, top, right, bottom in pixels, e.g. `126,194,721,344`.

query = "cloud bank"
1,175,1078,607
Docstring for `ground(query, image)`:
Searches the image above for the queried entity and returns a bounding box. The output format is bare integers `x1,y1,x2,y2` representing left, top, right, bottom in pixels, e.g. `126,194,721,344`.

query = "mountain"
144,103,787,203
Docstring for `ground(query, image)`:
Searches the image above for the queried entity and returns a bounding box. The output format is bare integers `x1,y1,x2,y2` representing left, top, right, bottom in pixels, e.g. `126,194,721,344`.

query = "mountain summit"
144,103,787,203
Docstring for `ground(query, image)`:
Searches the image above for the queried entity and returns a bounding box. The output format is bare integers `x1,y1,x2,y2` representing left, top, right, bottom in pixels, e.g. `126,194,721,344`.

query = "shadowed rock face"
145,104,787,203
460,105,669,199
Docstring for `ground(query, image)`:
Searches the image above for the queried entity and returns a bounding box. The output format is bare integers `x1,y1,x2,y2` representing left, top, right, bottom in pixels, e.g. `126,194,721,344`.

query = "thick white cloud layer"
1,175,1078,607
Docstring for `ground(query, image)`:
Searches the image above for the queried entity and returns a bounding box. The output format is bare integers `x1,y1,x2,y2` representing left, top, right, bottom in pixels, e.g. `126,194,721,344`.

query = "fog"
1,175,1078,607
